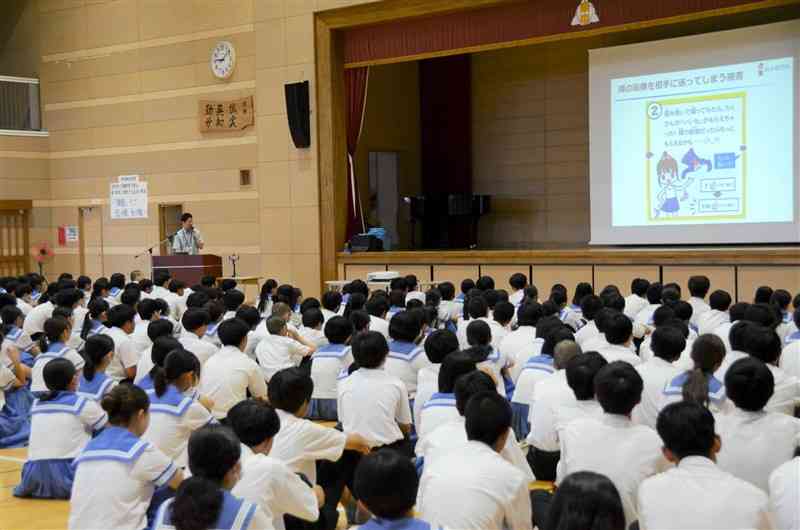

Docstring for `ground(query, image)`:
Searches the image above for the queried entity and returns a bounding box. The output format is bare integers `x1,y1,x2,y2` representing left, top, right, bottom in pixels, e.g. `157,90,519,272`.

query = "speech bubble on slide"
714,152,740,169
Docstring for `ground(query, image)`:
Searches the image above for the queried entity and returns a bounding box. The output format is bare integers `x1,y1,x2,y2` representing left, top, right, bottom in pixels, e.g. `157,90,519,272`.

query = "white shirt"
714,320,736,352
23,301,54,336
581,334,610,353
413,364,440,429
310,344,353,399
27,394,107,461
714,349,748,383
716,407,800,492
299,327,328,349
418,440,533,530
512,355,555,407
697,309,730,336
633,358,682,429
499,326,538,382
638,456,773,530
269,409,346,485
163,292,186,321
130,320,152,355
338,367,412,447
368,315,390,339
597,343,642,366
256,334,311,381
171,227,203,255
634,303,661,329
134,346,154,385
30,343,86,393
232,444,319,530
178,333,219,365
150,285,170,301
781,341,800,380
417,393,460,439
688,296,711,328
320,308,338,322
624,294,648,320
574,320,599,347
385,340,430,399
17,297,33,316
102,326,140,382
558,413,665,527
769,457,799,530
438,300,462,323
766,364,800,416
525,370,574,451
199,345,268,419
509,290,525,307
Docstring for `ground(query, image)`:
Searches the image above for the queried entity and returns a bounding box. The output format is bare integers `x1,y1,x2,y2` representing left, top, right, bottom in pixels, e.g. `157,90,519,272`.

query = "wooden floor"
0,448,70,530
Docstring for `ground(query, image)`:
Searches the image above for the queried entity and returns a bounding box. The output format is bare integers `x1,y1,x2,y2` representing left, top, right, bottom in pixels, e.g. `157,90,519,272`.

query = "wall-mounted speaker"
285,81,311,148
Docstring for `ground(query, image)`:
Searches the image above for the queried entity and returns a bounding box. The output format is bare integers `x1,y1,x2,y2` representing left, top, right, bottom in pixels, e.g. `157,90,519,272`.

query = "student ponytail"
154,349,196,398
682,368,710,407
41,317,69,352
101,383,149,426
257,279,277,314
82,334,114,382
170,477,224,530
682,334,726,408
81,298,109,340
40,357,76,402
90,277,109,301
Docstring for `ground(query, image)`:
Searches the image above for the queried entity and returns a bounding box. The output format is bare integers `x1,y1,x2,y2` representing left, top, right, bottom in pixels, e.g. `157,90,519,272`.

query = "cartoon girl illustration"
655,151,693,218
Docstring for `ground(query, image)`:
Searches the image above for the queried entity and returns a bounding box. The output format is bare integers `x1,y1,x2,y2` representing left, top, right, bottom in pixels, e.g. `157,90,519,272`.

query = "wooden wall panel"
387,264,432,282
594,265,661,295
432,265,480,285
479,265,532,291
531,265,593,297
662,266,736,301
737,266,800,303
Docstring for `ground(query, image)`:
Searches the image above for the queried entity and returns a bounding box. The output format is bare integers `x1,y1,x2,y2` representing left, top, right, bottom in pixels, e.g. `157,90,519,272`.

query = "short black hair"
652,305,677,328
389,290,406,309
466,296,489,319
324,316,352,344
709,290,732,312
351,331,389,369
187,291,211,309
180,212,193,223
365,296,389,318
549,289,567,307
517,302,543,327
168,280,186,294
729,321,752,352
438,351,478,394
268,367,313,414
604,313,632,345
454,370,495,415
424,329,459,364
137,298,158,320
107,304,136,328
151,336,182,368
321,291,342,311
601,293,625,313
475,276,495,291
236,306,261,329
350,310,371,333
146,318,174,342
688,276,711,298
55,288,83,308
466,319,491,347
218,318,250,347
729,302,750,323
299,297,321,315
301,308,324,329
354,451,418,520
651,326,686,363
509,273,527,290
566,352,608,400
542,327,574,356
745,325,782,364
744,303,779,328
437,281,455,301
631,278,651,297
581,295,604,321
548,471,626,530
594,361,644,415
465,391,511,447
220,279,238,292
646,283,663,304
228,399,281,447
182,308,210,332
724,357,774,412
483,289,499,310
656,401,716,459
223,290,245,311
389,277,408,292
770,289,791,310
536,315,564,339
670,300,693,323
389,311,421,343
754,286,774,304
572,283,594,306
460,278,475,295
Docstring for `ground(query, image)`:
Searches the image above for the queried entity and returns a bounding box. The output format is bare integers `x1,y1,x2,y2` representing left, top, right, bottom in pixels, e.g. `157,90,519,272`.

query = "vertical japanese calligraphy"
198,96,255,132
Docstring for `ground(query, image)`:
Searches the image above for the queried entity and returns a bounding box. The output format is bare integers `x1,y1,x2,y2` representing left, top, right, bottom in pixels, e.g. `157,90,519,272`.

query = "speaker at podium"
152,255,223,285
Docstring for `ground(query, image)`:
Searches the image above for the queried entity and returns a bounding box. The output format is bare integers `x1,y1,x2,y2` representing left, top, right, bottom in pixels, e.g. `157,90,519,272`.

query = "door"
78,206,103,278
159,204,183,256
0,202,30,276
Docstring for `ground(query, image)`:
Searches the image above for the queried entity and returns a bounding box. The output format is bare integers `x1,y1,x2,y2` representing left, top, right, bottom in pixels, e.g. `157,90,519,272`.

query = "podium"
152,255,223,285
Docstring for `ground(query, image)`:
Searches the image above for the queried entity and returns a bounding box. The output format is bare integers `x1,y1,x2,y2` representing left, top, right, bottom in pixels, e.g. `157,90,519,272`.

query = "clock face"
211,41,236,79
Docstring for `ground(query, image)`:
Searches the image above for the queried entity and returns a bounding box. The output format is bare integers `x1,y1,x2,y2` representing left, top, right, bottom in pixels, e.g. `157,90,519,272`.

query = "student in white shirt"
713,301,749,353
771,289,794,342
221,289,245,322
624,279,650,320
136,336,182,392
716,357,800,492
662,334,731,414
781,312,800,380
77,335,117,402
256,279,277,318
178,308,219,365
320,290,342,323
567,282,594,325
365,296,391,340
133,320,175,386
715,319,752,381
582,308,616,353
546,471,626,530
558,361,666,528
164,280,188,321
697,290,732,335
769,453,799,530
385,310,429,401
687,275,711,329
638,306,678,362
597,313,642,366
14,358,107,499
417,351,476,439
634,283,663,330
413,329,460,429
199,318,268,420
69,384,184,530
633,326,683,429
746,324,800,416
256,317,316,382
107,273,126,306
234,305,265,360
501,303,544,382
307,316,353,421
436,281,462,325
417,391,533,530
638,401,773,530
299,308,329,349
2,304,40,364
783,306,800,347
508,273,528,307
77,297,108,344
100,304,139,382
492,301,514,346
30,317,85,395
152,425,271,530
15,283,34,317
228,400,322,530
151,272,172,302
142,349,215,468
574,295,604,347
23,293,55,338
131,298,161,354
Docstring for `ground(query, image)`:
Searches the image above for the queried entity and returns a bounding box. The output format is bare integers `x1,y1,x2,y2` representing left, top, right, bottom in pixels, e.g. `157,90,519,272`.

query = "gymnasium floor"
0,447,70,530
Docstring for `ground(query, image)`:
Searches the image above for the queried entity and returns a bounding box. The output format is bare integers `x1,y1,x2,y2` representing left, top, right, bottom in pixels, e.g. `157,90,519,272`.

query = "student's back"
385,311,429,399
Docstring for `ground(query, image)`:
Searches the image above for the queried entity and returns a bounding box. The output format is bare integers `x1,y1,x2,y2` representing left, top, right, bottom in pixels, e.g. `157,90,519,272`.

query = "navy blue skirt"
511,402,530,442
0,387,34,448
13,458,74,499
306,398,338,421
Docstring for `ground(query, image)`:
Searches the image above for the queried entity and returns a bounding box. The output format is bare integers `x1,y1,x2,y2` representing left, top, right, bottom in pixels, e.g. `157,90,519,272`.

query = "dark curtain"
0,81,30,130
344,67,369,241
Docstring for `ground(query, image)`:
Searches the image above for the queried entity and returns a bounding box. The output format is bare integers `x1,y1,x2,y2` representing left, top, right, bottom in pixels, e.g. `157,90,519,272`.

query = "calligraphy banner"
198,96,255,132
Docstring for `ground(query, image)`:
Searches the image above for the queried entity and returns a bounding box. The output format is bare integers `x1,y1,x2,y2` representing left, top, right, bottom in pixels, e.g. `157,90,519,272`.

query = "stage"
336,246,800,302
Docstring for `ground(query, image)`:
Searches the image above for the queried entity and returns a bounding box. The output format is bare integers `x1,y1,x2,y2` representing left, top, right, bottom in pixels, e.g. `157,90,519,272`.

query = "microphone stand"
135,235,175,278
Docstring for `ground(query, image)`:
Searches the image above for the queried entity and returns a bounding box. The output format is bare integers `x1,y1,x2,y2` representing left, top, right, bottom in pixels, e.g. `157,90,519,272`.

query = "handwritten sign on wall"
198,96,255,132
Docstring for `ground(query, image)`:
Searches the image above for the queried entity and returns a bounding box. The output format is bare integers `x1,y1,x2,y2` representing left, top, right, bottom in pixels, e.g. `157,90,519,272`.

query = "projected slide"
610,57,794,227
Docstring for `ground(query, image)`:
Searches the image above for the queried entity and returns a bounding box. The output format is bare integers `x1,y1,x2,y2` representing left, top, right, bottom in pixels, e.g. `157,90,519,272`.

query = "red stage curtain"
343,0,764,66
345,67,369,240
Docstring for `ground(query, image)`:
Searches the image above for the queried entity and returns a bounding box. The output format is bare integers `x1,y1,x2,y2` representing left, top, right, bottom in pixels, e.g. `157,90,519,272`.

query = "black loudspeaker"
284,81,311,148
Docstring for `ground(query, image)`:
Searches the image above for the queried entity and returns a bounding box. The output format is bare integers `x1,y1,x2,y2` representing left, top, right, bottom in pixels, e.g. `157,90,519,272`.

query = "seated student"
202,300,226,348
136,336,182,392
255,280,275,317
307,316,353,421
771,289,794,339
558,362,665,528
15,283,34,317
623,279,650,321
228,400,321,530
164,280,188,321
417,351,476,439
781,308,800,380
417,391,533,530
152,425,271,530
697,290,732,335
14,358,107,499
769,450,800,530
745,324,800,416
134,319,175,385
142,349,215,468
567,283,594,323
178,308,219,365
222,289,246,322
339,331,412,453
672,299,698,337
138,278,154,299
573,295,604,347
365,296,390,340
100,304,139,382
320,290,342,323
454,278,474,304
581,308,618,353
300,308,328,349
528,352,607,483
107,273,126,306
385,311,429,403
715,320,752,381
77,335,117,402
513,327,575,438
687,276,712,329
754,285,774,305
79,298,109,342
2,304,39,364
638,306,677,362
31,317,85,395
632,326,684,429
661,334,731,414
638,402,772,530
200,318,268,421
356,452,438,530
497,304,539,380
256,317,316,382
131,299,161,354
596,313,641,366
716,357,799,493
0,335,33,448
350,310,372,336
507,273,528,307
386,290,406,321
633,282,663,329
413,329,459,429
544,471,626,530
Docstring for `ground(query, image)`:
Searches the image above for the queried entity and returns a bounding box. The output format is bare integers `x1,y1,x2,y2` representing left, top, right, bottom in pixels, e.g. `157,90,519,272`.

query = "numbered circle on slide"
647,102,663,120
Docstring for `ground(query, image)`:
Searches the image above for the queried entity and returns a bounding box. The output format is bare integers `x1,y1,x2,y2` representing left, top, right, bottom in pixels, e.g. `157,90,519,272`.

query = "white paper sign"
65,225,79,242
110,174,148,219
